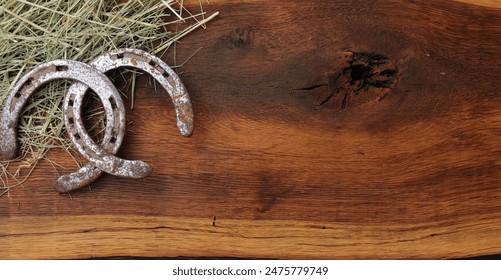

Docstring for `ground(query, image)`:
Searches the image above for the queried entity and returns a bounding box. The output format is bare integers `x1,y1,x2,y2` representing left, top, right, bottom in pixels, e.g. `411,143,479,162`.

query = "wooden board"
1,0,500,259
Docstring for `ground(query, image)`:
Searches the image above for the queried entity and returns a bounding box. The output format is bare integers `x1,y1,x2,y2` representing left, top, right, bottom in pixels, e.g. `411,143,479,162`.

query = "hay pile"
0,0,217,195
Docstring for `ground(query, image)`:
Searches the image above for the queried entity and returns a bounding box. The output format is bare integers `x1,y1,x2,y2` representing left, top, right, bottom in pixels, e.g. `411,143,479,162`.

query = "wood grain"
453,0,501,8
1,0,500,259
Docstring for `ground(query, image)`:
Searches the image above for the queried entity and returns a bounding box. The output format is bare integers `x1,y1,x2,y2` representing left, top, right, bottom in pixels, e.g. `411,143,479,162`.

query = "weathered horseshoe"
0,60,151,177
55,48,193,192
94,48,193,136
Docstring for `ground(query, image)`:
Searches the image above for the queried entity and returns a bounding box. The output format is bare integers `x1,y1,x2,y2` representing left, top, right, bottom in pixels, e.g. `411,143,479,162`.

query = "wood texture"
1,0,500,259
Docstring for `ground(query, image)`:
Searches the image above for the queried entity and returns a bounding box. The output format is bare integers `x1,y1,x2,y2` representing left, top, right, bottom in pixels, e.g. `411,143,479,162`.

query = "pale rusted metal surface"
55,49,193,192
59,61,151,181
92,48,194,137
56,49,193,192
0,60,151,192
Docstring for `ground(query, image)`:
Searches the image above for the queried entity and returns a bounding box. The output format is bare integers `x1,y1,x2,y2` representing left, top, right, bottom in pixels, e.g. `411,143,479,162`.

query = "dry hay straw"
0,0,218,196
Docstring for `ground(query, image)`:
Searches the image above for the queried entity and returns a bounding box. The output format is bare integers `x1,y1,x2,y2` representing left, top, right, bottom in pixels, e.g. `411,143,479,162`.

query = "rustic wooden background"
1,0,500,259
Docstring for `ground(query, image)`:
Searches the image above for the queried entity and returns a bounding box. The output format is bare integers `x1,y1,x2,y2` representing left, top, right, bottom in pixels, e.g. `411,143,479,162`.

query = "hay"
0,0,218,195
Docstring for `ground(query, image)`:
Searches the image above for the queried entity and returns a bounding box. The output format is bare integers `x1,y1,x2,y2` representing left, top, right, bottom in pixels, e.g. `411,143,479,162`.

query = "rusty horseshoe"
55,48,193,192
0,59,151,186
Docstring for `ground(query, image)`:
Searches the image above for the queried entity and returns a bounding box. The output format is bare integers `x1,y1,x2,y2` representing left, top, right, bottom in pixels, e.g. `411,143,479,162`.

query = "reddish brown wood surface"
1,0,500,259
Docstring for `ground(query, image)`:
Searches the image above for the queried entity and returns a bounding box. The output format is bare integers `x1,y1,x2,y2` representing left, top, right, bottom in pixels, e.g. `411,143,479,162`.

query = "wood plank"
1,0,500,259
2,214,501,259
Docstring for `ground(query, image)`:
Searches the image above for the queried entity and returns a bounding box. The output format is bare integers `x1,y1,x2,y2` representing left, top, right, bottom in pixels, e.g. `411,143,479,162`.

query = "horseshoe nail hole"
162,72,170,80
110,136,117,143
68,117,74,124
109,96,117,110
68,99,74,107
117,53,124,59
55,65,68,72
16,78,35,98
148,60,157,67
25,78,33,86
73,133,81,141
162,71,170,79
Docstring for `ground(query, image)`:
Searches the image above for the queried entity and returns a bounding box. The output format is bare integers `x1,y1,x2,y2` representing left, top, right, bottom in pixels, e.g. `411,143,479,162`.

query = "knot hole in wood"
314,51,399,109
331,51,398,109
227,27,253,49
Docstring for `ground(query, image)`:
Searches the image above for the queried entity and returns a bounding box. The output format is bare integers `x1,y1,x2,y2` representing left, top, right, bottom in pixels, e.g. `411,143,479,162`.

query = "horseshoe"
0,59,151,178
55,48,193,192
